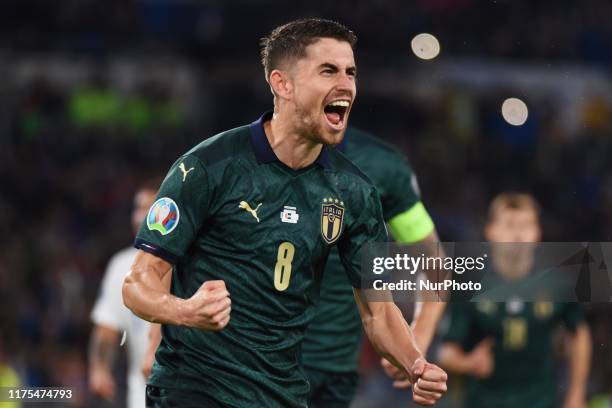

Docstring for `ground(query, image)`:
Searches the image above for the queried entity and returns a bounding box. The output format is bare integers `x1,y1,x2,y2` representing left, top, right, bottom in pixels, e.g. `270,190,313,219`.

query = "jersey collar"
249,111,331,168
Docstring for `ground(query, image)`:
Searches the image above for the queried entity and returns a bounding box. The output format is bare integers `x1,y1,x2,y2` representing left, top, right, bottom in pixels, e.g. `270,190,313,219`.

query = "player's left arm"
564,321,591,408
340,186,447,406
381,225,447,387
354,288,447,406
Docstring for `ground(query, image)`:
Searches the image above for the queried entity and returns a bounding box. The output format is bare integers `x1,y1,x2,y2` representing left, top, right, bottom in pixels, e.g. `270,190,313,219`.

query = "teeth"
328,100,350,107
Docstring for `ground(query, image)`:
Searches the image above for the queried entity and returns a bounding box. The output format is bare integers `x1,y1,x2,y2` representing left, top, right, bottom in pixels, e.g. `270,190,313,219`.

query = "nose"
335,73,356,97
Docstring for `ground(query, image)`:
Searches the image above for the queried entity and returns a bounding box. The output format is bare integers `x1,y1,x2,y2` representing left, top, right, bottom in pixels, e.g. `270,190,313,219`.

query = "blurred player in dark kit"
438,193,591,408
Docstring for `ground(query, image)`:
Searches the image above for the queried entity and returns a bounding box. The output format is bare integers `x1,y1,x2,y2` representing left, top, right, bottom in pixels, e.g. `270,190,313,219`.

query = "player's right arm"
123,250,231,330
122,154,230,330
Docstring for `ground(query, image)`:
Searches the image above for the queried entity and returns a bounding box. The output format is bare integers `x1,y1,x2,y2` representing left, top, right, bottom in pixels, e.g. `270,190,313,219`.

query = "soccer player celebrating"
89,180,158,407
438,193,591,408
303,127,446,407
122,18,446,408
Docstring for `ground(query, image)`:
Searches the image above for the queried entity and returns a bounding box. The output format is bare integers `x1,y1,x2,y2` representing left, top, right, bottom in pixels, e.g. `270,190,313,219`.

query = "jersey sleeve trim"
134,238,179,265
387,202,434,243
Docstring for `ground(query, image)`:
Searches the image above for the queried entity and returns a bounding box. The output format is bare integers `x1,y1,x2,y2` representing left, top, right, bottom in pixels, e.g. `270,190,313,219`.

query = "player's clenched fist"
182,280,231,331
409,358,448,406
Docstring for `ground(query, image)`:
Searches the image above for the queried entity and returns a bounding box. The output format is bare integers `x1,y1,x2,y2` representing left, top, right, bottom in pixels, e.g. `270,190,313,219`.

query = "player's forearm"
437,343,474,374
411,301,446,354
354,289,422,376
122,252,186,325
89,326,119,371
567,323,591,397
409,230,447,353
123,274,186,325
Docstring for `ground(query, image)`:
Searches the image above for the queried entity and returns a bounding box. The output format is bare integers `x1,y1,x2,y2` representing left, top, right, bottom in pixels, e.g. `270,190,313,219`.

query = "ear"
269,69,293,101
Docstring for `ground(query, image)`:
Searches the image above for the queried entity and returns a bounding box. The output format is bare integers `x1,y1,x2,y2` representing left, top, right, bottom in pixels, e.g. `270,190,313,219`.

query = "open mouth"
324,100,350,129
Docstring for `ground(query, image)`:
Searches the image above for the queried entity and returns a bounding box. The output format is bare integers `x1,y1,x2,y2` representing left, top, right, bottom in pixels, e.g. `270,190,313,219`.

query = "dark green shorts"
145,385,223,408
305,367,360,408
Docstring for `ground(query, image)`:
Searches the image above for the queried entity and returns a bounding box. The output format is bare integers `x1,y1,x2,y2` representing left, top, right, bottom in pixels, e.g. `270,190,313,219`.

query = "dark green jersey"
442,300,583,408
302,128,434,373
134,113,388,408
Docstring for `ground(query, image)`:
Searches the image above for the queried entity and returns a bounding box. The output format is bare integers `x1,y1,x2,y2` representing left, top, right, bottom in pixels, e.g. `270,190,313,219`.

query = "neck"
264,110,323,169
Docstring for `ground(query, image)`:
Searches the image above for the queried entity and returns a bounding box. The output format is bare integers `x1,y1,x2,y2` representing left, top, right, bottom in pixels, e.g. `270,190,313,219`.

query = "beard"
292,101,344,146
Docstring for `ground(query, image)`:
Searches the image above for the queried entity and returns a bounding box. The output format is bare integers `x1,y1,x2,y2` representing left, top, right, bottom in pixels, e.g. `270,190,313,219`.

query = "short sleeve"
441,303,473,347
135,155,210,264
91,254,130,330
338,186,389,288
379,155,421,220
560,303,584,332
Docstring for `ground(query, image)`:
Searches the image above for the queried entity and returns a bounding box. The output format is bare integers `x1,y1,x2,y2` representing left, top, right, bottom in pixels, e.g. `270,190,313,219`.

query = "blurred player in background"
123,18,446,408
302,127,446,407
89,180,158,407
438,192,591,408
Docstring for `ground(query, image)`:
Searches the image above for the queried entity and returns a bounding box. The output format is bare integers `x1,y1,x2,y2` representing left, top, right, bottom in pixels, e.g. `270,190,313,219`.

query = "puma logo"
239,201,262,223
179,162,194,182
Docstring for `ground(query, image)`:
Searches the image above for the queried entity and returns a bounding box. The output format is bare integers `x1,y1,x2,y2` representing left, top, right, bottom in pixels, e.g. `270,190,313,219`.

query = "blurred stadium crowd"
1,0,612,406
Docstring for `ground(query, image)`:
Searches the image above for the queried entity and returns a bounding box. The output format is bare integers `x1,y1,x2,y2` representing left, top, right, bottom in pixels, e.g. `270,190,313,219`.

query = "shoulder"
345,127,401,154
326,147,376,189
345,127,414,173
339,127,416,178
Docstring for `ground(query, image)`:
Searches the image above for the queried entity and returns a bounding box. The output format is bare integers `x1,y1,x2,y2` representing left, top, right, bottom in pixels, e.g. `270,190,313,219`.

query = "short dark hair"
488,192,541,222
260,18,357,79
